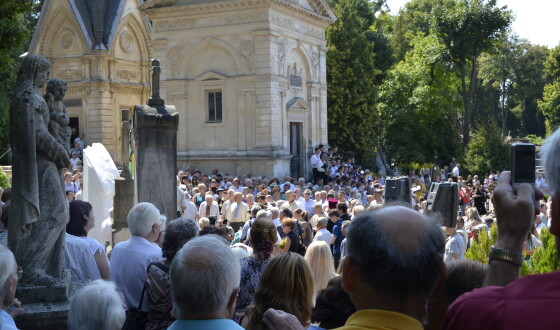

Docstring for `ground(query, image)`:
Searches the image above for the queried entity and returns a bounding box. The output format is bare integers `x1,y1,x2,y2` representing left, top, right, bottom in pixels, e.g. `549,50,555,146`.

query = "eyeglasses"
282,224,289,227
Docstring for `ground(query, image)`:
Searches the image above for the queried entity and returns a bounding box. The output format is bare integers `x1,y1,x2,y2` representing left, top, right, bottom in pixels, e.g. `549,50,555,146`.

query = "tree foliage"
0,0,42,163
463,122,510,175
326,0,380,165
432,0,512,148
538,46,560,135
379,34,461,164
528,228,560,275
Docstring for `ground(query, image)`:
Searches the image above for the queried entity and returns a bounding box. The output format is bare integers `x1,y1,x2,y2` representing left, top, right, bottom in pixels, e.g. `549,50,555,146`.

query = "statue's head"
46,79,67,100
18,55,51,89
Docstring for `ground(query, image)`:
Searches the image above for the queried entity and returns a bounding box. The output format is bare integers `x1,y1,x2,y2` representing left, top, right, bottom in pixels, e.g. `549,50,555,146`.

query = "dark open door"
290,122,303,178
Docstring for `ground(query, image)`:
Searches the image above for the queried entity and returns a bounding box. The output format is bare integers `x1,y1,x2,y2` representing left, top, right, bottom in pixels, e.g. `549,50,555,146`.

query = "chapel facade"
29,0,335,178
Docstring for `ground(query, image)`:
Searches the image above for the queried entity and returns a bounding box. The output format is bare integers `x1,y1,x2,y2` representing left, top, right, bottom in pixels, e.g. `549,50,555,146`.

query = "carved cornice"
142,0,335,26
67,81,150,95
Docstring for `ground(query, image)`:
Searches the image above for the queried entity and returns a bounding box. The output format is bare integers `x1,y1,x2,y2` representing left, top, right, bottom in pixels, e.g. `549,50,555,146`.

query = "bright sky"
385,0,560,48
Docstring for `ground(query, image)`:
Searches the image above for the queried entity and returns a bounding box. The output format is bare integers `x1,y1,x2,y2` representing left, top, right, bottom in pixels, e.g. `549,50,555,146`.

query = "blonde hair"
305,241,337,295
245,253,314,329
466,207,482,222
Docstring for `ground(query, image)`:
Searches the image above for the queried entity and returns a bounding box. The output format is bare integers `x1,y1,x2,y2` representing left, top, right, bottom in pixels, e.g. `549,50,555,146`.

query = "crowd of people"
0,125,557,329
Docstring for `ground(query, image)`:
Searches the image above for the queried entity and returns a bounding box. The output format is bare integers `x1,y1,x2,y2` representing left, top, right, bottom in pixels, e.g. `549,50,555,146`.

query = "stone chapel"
29,0,335,178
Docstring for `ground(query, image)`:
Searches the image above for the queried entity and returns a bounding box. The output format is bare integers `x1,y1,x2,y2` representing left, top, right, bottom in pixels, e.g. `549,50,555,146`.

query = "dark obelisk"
134,59,179,221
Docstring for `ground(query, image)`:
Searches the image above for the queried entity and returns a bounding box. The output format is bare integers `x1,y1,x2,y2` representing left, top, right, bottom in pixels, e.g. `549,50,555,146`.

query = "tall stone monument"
112,109,136,247
134,60,178,220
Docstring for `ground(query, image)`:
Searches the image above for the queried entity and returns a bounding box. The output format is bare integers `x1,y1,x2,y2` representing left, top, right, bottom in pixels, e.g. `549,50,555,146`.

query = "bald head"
346,206,445,301
375,206,431,254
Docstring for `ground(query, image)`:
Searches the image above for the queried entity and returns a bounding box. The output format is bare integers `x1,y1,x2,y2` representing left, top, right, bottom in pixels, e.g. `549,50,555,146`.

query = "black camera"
511,143,535,191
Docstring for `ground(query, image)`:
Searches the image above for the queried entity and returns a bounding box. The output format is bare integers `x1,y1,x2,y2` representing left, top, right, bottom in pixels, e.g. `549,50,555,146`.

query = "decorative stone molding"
60,29,74,49
119,31,134,52
239,40,254,57
39,8,89,56
140,0,335,26
115,69,138,81
57,68,83,80
168,46,183,63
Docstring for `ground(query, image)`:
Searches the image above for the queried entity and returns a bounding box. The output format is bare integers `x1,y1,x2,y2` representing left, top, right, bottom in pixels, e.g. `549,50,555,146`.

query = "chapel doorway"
290,122,303,178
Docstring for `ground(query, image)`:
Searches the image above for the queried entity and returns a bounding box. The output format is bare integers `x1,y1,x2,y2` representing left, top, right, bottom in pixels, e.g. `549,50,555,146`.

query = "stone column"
134,59,179,220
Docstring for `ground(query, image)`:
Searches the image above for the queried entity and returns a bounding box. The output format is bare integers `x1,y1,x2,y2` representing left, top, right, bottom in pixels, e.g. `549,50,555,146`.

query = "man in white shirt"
182,193,199,222
229,192,249,232
284,190,300,212
311,147,321,181
221,189,235,221
177,185,187,218
303,189,316,214
294,188,306,209
110,203,165,313
313,218,333,245
452,163,461,177
536,174,546,190
198,193,220,220
444,225,466,262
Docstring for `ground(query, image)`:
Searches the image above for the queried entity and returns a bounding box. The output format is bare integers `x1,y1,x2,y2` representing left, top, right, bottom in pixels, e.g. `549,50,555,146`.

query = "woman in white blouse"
67,201,110,280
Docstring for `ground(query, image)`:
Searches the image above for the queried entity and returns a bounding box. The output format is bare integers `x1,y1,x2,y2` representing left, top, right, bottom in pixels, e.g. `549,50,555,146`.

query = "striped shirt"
65,233,101,281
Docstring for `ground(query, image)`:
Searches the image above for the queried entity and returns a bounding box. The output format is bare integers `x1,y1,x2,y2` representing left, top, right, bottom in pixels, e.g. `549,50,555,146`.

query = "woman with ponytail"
234,213,278,322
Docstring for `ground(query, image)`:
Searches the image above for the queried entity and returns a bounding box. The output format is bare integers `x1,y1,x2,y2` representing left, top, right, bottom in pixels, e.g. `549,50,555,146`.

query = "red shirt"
443,271,560,329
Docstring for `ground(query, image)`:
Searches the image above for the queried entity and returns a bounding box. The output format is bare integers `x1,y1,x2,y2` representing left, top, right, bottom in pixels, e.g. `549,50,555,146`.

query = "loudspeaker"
384,177,411,204
426,182,459,228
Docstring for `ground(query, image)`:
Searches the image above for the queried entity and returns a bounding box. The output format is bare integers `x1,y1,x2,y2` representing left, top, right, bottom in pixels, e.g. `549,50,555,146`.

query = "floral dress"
234,256,271,322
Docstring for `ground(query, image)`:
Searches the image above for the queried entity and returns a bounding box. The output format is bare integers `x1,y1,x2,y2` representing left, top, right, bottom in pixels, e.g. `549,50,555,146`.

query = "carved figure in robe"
8,55,70,284
45,78,72,163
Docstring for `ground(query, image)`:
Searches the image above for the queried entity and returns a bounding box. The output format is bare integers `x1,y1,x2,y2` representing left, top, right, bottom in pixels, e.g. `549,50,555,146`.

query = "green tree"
529,228,560,275
432,0,512,148
538,46,560,135
388,0,437,63
0,0,43,162
378,35,461,165
465,227,496,264
463,122,510,175
326,0,380,165
477,36,548,138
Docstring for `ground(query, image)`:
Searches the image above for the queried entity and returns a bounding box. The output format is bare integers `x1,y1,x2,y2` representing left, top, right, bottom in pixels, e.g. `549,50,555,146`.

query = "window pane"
208,92,215,122
216,91,222,122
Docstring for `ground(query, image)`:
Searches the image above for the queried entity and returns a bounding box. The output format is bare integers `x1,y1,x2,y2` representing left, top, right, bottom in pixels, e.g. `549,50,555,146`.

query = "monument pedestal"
16,269,71,305
14,277,87,330
133,59,178,221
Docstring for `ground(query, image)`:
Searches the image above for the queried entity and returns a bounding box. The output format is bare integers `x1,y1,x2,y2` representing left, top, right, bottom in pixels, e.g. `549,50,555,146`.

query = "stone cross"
148,59,164,107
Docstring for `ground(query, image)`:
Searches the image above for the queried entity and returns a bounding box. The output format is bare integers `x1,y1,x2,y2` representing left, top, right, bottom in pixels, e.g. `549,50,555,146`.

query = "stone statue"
8,55,70,285
45,78,72,162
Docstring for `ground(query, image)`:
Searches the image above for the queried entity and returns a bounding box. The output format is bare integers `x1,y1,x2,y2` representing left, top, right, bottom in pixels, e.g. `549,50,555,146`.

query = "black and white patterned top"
234,256,271,322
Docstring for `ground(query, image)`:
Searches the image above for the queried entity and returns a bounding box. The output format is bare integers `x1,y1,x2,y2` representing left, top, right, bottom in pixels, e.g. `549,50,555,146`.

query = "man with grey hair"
110,202,165,324
313,217,332,246
168,235,242,329
443,128,560,329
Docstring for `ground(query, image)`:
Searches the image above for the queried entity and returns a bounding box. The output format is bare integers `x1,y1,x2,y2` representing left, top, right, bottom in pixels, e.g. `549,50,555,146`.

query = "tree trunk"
460,62,470,148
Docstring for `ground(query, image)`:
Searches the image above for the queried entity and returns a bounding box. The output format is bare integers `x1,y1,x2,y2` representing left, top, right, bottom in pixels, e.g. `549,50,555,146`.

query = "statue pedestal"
14,276,87,330
16,270,70,304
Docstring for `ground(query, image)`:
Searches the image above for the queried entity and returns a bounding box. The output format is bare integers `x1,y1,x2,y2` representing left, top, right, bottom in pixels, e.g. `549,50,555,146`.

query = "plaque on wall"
289,74,302,89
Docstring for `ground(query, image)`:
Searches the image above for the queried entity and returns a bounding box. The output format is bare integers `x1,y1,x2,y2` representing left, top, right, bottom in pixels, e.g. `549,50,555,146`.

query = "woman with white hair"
110,202,165,328
68,280,125,330
0,245,21,330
